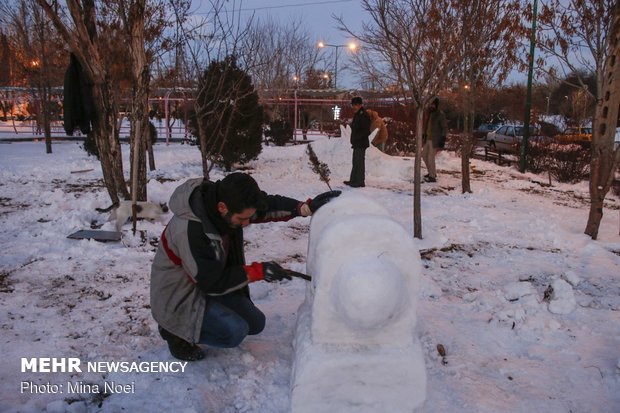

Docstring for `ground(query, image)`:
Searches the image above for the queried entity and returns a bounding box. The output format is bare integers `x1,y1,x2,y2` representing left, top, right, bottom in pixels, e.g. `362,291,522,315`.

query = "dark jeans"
349,147,366,185
199,292,265,348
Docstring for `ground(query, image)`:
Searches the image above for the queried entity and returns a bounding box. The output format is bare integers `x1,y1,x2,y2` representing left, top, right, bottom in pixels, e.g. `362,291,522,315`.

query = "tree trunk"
196,99,211,180
35,0,128,204
461,142,472,193
42,80,54,154
199,124,210,180
125,0,150,232
147,128,156,171
90,80,127,204
128,0,149,204
43,98,52,154
414,106,424,239
107,93,129,199
584,4,620,239
36,91,53,154
461,86,475,194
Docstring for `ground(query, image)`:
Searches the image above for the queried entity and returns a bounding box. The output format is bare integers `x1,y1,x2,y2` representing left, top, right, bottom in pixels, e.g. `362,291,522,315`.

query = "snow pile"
548,278,577,315
291,193,426,412
1,140,619,412
308,134,415,182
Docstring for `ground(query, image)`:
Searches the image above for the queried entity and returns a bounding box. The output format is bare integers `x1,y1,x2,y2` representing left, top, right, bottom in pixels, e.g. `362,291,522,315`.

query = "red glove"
244,262,292,283
245,262,264,282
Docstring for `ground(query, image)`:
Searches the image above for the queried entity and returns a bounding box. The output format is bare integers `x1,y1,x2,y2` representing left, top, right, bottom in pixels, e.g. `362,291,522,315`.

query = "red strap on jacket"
161,224,196,284
161,225,181,265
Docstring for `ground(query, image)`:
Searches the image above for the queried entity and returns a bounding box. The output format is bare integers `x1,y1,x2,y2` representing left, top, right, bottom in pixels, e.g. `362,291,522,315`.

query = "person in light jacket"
367,109,388,152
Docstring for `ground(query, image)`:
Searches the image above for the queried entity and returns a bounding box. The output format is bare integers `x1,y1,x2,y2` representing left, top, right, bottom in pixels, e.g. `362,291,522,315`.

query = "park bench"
484,146,512,166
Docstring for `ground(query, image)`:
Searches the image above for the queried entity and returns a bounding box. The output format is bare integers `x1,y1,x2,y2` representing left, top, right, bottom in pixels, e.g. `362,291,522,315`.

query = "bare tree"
340,0,463,238
244,17,321,94
286,20,322,85
454,0,525,193
1,0,65,154
117,0,151,230
244,18,289,91
538,0,619,239
161,0,277,179
585,1,620,239
36,0,129,204
152,0,203,88
154,0,250,177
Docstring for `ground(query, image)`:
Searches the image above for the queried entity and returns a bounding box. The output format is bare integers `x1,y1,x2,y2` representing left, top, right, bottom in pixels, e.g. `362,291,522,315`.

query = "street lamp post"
318,41,357,89
293,75,299,142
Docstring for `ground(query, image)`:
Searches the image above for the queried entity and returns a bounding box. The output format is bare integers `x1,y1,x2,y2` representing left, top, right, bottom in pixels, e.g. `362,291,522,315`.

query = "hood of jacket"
168,177,224,239
168,177,205,221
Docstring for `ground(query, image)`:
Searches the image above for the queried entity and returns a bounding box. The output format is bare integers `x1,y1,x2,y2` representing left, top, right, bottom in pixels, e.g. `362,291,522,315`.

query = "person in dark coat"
421,97,448,182
344,96,371,188
151,173,340,361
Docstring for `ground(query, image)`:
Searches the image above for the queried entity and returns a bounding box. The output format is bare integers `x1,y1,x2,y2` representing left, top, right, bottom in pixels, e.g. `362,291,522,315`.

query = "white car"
486,125,541,152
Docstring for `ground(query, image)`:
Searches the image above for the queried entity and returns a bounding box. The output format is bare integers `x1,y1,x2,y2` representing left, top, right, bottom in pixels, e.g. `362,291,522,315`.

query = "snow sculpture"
291,193,426,412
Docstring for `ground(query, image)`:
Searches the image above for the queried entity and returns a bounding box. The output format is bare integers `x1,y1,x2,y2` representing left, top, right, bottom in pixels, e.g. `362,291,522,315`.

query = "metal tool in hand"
283,268,311,281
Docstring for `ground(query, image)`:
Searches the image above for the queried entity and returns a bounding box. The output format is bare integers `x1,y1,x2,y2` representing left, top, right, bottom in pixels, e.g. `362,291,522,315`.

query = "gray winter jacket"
150,178,303,343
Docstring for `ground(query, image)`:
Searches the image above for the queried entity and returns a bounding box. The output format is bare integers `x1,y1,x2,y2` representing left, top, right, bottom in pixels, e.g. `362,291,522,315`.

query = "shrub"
524,141,590,183
445,133,476,156
522,140,553,174
189,56,263,171
384,120,416,156
548,143,590,183
264,119,293,146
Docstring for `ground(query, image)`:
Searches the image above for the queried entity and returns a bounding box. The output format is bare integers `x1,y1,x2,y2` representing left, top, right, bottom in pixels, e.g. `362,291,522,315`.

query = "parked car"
473,123,500,141
486,125,542,152
538,121,561,138
555,126,593,144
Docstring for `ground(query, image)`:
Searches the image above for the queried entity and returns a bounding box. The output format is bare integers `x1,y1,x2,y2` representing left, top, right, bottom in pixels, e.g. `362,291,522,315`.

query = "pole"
319,42,355,89
164,91,171,146
519,0,538,173
334,46,340,89
294,89,298,142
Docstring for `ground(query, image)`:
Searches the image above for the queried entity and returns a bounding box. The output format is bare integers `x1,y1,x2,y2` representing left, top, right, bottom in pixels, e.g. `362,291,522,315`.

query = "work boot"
423,175,436,183
158,326,205,361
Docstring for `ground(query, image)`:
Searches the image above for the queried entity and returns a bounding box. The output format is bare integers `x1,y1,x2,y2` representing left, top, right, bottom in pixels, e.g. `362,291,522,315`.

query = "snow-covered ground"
0,136,619,413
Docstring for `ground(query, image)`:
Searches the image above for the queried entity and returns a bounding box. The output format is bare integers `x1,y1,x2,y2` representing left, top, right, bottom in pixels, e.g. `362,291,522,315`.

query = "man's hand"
309,190,342,213
245,262,311,282
262,261,293,283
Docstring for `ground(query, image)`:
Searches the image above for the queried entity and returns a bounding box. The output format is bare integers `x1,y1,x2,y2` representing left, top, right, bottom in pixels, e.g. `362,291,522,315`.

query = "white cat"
96,201,169,231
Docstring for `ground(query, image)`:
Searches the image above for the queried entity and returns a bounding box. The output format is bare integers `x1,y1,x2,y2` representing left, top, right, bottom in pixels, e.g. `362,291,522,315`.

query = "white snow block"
291,193,427,412
548,278,577,315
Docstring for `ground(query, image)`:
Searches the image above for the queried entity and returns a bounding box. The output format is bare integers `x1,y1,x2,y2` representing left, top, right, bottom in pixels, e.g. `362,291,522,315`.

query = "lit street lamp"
318,41,357,89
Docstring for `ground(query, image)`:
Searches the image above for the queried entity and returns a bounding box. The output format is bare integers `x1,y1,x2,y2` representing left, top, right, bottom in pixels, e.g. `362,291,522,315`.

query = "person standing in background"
421,97,447,183
367,109,388,152
344,96,371,188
